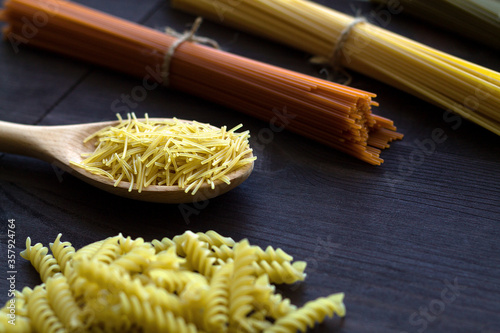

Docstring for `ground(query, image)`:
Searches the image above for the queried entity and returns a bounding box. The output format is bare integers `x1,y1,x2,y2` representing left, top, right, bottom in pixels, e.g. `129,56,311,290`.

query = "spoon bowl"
0,119,254,203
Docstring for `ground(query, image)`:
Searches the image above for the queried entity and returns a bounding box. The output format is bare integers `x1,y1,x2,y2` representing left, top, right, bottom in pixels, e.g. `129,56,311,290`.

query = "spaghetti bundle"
371,0,500,49
170,0,500,135
0,0,403,165
70,114,255,195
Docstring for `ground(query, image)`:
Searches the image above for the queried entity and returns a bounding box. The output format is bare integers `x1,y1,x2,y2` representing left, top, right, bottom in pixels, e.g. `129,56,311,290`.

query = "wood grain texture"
0,0,499,332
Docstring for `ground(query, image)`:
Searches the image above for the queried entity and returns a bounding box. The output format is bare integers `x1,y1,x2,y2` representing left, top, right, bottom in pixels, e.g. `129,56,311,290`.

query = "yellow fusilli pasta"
196,230,236,248
45,273,82,330
0,313,31,333
229,240,258,332
71,239,105,261
27,285,65,333
90,236,122,264
181,231,218,278
255,246,294,263
151,236,175,253
20,238,60,283
1,231,345,332
208,244,232,263
0,288,32,333
111,246,155,274
145,245,185,272
49,233,75,275
202,262,232,332
148,269,206,294
253,260,306,284
264,293,346,333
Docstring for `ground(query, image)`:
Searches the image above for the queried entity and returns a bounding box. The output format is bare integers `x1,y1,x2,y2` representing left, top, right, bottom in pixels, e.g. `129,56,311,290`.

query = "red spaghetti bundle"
1,0,403,164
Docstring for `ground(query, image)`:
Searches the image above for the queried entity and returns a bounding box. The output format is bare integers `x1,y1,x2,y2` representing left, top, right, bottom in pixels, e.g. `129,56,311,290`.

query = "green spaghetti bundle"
371,0,500,49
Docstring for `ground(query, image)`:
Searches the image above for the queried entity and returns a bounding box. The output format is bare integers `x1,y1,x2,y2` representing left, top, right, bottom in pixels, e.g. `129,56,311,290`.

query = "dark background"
1,0,499,332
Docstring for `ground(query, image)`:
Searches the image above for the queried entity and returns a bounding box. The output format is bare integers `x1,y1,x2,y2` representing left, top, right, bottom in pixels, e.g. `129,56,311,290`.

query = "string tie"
162,17,220,86
311,17,366,85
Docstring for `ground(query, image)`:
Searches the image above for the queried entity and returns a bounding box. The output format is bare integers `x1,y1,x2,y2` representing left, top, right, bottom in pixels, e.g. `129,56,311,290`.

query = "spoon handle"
0,120,48,160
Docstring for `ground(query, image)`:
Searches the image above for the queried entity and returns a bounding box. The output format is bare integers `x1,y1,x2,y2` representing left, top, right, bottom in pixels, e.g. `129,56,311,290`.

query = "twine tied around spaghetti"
311,16,366,85
162,17,220,86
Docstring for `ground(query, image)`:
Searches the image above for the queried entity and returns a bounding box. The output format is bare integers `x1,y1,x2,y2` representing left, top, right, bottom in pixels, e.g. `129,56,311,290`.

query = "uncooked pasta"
371,0,500,49
0,0,403,165
70,113,255,195
0,231,346,332
171,0,500,135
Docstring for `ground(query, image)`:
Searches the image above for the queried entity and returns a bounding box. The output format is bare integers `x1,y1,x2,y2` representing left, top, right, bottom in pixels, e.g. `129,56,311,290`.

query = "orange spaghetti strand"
1,0,403,165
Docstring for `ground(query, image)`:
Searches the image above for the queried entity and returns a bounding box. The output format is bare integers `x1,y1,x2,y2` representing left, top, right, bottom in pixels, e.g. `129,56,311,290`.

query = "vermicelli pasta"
1,231,346,332
171,0,500,135
70,113,255,195
1,0,403,165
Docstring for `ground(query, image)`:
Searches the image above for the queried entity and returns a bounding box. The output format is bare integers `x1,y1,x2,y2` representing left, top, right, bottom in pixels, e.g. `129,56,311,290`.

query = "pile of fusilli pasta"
0,231,345,332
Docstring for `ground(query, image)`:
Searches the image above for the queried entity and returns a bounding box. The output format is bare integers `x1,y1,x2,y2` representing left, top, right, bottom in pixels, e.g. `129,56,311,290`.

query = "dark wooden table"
1,1,499,332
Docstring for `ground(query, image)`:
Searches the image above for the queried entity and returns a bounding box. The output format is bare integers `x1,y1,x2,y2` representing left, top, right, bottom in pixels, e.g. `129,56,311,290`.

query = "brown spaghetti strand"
1,0,403,165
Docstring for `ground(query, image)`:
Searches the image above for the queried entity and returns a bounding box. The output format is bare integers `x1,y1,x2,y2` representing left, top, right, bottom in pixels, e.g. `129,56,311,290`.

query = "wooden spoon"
0,119,254,203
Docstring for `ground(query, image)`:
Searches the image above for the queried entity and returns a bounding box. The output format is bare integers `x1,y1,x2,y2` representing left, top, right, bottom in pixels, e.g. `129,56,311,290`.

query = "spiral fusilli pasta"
148,269,206,293
90,236,122,264
145,245,186,272
45,273,82,330
264,293,346,333
0,288,32,333
111,246,155,274
49,233,75,275
72,239,105,261
117,234,147,253
27,285,66,333
197,230,236,248
253,260,306,284
229,239,258,332
1,230,345,332
181,231,217,278
151,237,175,253
202,261,232,332
20,238,61,283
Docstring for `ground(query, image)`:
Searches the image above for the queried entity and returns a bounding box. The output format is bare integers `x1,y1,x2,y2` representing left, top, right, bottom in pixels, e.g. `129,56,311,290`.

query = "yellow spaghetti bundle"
171,0,500,135
0,231,346,332
1,0,403,165
70,114,255,195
